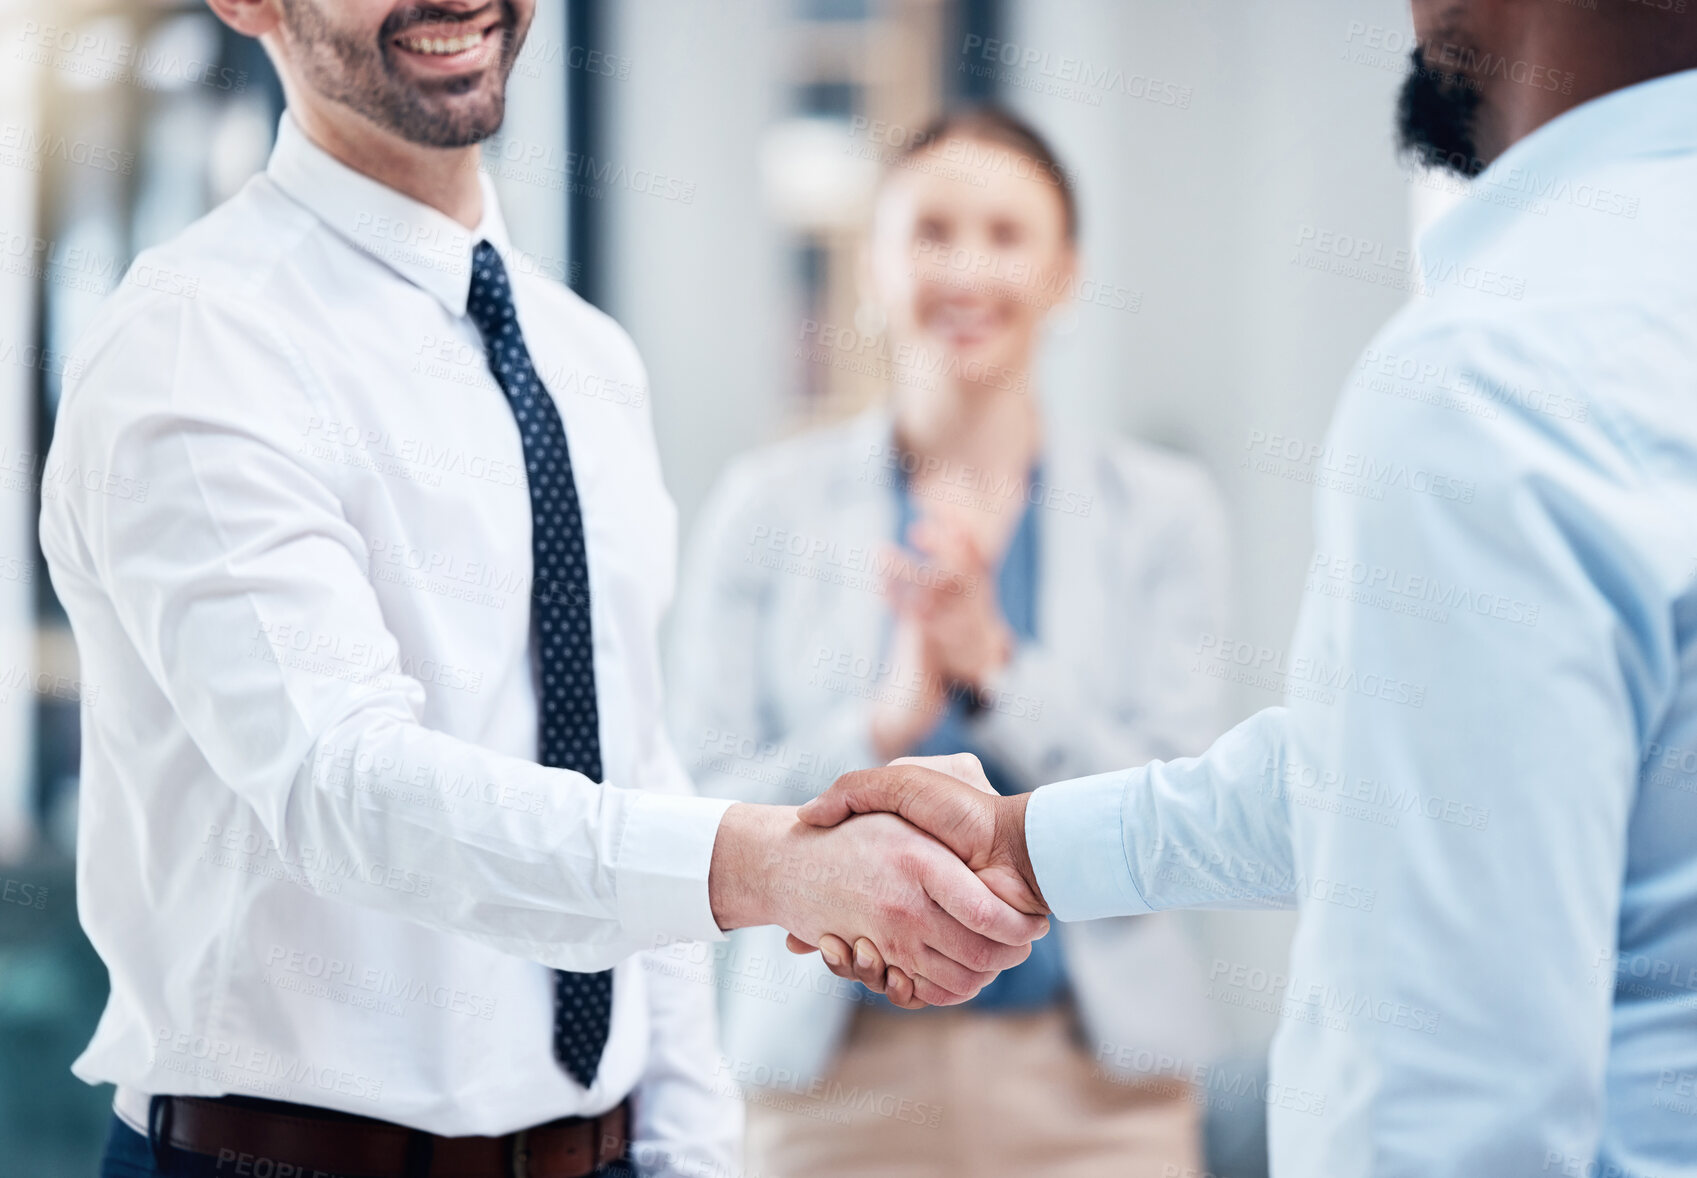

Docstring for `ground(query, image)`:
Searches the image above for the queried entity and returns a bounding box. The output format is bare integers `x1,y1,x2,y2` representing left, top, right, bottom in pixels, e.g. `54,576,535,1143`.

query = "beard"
277,1,525,148
1395,44,1486,178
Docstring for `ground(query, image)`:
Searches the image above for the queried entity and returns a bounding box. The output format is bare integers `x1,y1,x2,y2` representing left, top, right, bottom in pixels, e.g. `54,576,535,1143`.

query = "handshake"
707,753,1050,1008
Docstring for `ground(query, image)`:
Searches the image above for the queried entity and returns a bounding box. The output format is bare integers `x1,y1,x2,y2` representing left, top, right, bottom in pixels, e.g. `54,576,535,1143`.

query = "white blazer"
668,409,1230,1086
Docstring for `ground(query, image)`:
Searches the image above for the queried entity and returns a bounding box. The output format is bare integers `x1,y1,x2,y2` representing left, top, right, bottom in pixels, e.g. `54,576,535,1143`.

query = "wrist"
708,802,798,931
993,792,1047,913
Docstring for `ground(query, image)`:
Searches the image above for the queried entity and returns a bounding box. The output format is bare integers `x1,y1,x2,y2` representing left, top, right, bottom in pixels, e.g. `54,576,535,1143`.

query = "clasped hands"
708,753,1048,1009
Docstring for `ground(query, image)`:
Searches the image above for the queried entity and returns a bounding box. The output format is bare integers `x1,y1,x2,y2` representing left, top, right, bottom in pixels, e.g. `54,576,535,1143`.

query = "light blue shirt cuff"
1026,771,1154,922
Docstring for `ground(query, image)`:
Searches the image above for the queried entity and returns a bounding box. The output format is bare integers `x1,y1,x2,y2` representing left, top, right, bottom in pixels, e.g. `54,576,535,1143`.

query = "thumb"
799,754,994,828
801,766,995,869
796,767,913,828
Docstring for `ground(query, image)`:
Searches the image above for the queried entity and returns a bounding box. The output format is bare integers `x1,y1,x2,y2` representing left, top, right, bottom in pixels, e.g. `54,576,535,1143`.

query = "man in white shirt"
42,3,1046,1176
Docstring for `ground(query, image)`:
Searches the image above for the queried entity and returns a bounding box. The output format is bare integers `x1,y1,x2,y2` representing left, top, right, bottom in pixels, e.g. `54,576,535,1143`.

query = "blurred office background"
0,0,1425,1171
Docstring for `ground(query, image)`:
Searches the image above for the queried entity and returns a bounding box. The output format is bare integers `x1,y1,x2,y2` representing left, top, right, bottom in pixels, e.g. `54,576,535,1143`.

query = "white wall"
1001,0,1416,1048
492,0,570,266
1003,0,1414,709
602,0,792,532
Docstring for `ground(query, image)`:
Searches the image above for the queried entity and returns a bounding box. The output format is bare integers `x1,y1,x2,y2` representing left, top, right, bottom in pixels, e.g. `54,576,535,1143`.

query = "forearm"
287,711,733,970
1024,707,1299,920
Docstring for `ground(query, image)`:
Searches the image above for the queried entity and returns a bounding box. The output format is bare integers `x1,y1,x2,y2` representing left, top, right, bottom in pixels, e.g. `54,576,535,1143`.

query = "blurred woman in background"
670,107,1228,1178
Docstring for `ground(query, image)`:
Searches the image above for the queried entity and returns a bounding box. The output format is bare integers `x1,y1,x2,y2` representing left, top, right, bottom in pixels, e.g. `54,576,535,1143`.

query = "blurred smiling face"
273,0,533,147
870,136,1076,382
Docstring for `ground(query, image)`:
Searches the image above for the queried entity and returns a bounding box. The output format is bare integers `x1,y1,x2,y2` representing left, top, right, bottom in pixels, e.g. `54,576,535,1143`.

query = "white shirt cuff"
1026,771,1155,921
614,791,737,944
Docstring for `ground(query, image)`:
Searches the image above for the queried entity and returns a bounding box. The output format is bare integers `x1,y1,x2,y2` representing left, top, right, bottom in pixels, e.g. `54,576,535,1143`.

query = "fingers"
814,933,853,971
796,765,918,828
811,936,927,1008
799,766,994,872
909,943,996,1002
910,970,974,1007
847,937,888,990
920,846,1049,949
800,916,1011,1011
885,966,921,1009
821,936,890,995
792,933,880,1000
832,939,942,1011
815,897,1005,1004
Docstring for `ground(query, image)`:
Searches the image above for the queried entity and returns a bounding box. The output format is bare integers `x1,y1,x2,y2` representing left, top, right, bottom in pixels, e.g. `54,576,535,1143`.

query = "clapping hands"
869,515,1014,761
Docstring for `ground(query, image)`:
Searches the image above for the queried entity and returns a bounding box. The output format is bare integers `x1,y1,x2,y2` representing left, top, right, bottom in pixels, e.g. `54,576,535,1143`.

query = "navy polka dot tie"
467,240,612,1089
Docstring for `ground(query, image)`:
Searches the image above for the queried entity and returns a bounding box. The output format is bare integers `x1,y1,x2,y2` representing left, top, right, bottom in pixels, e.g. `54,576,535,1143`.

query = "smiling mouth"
396,29,488,55
928,302,1004,342
389,8,505,69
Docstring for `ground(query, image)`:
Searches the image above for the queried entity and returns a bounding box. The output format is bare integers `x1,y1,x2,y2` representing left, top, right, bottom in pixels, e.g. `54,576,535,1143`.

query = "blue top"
885,463,1068,1013
1026,69,1697,1177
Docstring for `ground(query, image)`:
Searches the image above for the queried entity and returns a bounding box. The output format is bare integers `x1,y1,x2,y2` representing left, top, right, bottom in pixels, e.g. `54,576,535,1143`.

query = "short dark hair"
889,105,1078,242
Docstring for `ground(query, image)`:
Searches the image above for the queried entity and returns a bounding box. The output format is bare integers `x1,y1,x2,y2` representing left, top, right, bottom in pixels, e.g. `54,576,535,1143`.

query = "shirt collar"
1419,67,1697,265
265,111,512,317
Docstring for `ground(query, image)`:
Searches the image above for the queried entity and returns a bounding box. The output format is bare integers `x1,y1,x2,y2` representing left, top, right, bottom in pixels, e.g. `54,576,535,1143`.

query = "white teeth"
398,29,485,55
936,305,994,331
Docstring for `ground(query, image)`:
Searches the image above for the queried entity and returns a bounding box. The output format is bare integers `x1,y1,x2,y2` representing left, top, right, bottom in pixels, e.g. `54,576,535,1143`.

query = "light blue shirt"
1026,70,1697,1178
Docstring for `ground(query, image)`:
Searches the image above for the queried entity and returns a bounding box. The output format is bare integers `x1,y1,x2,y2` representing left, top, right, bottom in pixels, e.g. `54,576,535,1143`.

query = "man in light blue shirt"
796,3,1697,1175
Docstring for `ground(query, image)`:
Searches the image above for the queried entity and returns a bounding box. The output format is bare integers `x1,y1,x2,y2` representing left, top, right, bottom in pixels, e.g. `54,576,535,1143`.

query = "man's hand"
790,754,1048,1006
707,801,1048,1007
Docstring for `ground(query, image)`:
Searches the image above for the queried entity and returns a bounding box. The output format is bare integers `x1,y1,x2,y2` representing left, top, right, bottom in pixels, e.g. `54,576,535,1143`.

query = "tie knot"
466,240,516,341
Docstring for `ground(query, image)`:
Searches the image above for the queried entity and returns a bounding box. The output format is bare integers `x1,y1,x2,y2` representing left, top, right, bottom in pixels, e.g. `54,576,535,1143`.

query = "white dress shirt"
38,112,738,1164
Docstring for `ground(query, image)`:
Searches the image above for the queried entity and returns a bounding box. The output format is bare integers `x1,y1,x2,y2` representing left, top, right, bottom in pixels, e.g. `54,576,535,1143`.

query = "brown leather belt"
157,1095,629,1178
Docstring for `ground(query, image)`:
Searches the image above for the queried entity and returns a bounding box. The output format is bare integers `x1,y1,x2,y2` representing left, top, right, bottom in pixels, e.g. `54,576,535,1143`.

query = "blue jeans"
99,1112,637,1178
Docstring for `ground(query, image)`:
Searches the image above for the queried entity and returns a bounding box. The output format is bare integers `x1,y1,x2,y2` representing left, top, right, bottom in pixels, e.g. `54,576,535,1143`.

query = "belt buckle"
510,1127,531,1178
